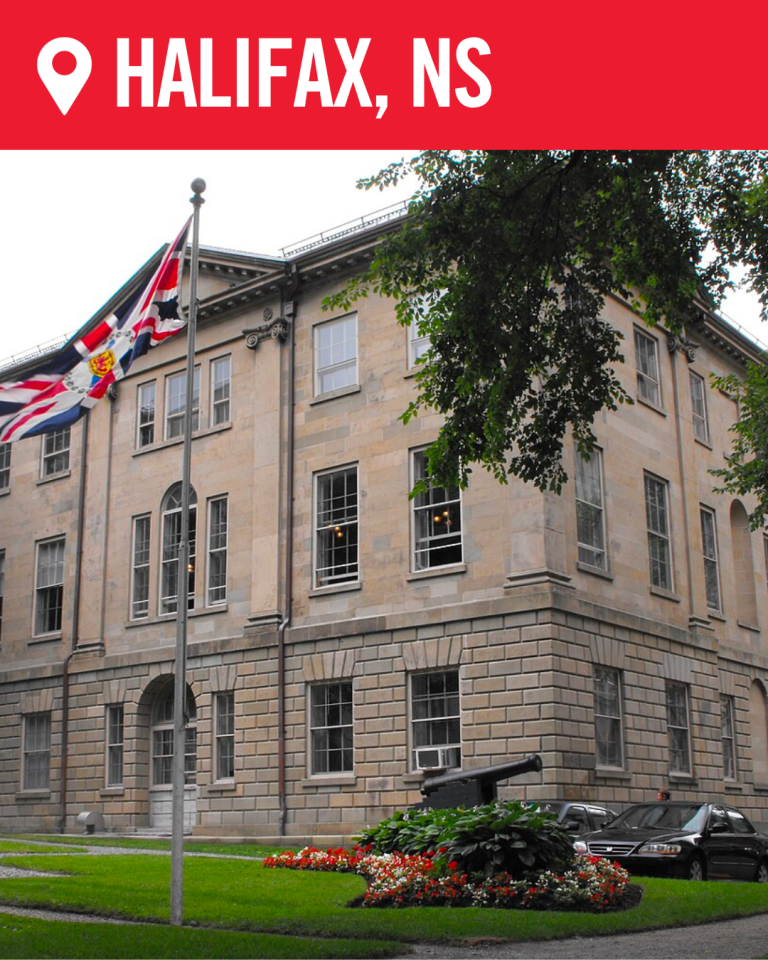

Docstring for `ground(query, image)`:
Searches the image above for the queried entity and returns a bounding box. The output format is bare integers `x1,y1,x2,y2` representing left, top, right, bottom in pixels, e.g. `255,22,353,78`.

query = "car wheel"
686,857,706,881
755,861,768,883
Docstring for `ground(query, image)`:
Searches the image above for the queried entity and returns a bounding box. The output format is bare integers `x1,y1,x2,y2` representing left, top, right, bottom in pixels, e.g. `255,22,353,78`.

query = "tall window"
575,449,606,570
315,467,358,587
412,450,463,571
137,382,156,448
215,692,235,781
131,516,151,620
310,682,353,774
408,320,431,368
645,474,672,590
0,443,11,491
165,367,200,440
106,705,124,787
0,549,5,641
211,357,231,426
594,667,623,768
23,712,51,790
700,507,721,612
689,372,710,444
41,427,71,478
207,496,228,606
151,683,197,786
411,671,461,770
314,315,357,395
160,485,197,614
666,681,691,774
35,537,65,636
635,329,661,406
721,695,736,780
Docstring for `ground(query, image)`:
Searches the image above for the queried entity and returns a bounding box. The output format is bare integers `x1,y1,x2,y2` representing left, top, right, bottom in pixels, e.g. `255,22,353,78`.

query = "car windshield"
605,803,708,832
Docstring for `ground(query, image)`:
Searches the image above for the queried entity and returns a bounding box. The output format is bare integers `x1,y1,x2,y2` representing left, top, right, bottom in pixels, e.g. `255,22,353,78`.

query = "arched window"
730,501,758,627
151,681,197,787
160,483,197,615
749,680,768,787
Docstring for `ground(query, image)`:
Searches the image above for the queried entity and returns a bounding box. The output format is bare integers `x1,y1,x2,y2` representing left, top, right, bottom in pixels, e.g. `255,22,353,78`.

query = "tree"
324,150,768,501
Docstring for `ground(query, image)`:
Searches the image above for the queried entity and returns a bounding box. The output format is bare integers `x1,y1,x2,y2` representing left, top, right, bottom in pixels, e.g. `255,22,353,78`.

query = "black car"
574,801,768,882
533,801,619,836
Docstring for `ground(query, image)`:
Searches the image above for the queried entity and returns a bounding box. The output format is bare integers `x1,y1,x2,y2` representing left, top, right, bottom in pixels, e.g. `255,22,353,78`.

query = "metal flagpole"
170,178,206,927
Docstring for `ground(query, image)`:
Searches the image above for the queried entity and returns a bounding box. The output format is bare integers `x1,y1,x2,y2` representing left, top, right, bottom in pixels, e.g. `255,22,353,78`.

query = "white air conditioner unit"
414,747,459,771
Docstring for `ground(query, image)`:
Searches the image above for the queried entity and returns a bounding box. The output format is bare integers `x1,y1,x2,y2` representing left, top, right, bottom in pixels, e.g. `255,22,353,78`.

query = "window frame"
689,371,710,444
160,485,197,615
644,473,673,591
593,666,624,770
136,381,157,448
575,447,607,571
130,514,151,620
0,548,5,642
34,536,65,637
207,495,228,606
721,694,737,781
106,704,125,787
214,691,235,782
41,427,71,479
0,442,11,491
407,319,432,369
411,449,463,572
164,366,200,441
665,680,692,775
410,669,462,771
313,465,359,589
700,506,722,612
314,314,358,397
634,328,662,407
23,712,51,791
309,681,354,776
210,355,232,427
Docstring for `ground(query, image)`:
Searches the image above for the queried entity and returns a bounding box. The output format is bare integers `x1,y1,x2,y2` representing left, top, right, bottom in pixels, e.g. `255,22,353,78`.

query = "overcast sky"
1,150,765,364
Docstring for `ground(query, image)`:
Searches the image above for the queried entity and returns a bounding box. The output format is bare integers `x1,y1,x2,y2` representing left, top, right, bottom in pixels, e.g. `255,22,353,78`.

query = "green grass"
0,913,403,959
13,835,278,857
0,840,83,855
0,852,767,944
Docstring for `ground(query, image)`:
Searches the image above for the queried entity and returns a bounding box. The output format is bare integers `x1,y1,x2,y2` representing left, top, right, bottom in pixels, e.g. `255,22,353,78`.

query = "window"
35,537,65,635
160,484,197,615
575,449,606,569
411,671,461,770
700,507,721,611
764,535,768,589
23,712,51,790
0,443,11,491
137,382,156,447
315,467,358,587
645,474,672,590
314,315,357,395
721,694,736,780
666,681,691,774
215,692,235,781
131,516,151,620
151,683,197,786
310,682,353,774
207,496,228,606
408,320,431,368
165,367,200,440
594,667,623,768
0,549,4,641
412,450,463,571
106,705,124,787
211,357,231,426
635,329,661,406
689,372,709,444
41,427,70,478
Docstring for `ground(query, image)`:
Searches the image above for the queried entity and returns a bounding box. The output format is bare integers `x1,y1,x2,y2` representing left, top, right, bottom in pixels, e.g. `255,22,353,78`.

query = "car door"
726,806,763,880
562,804,591,835
703,805,741,879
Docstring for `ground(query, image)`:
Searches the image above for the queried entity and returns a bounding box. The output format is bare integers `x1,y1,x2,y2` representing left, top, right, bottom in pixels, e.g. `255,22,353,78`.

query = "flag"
0,218,192,443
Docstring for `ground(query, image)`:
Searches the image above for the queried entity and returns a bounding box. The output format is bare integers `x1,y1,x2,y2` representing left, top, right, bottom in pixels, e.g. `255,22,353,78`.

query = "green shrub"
357,802,574,879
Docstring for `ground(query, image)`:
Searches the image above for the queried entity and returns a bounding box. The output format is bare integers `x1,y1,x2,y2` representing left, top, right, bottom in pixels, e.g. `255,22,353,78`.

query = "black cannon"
414,754,543,810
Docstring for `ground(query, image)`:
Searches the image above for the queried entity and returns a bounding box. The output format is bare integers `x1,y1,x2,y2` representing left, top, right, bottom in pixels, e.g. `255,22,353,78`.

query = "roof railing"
0,332,75,374
279,201,409,258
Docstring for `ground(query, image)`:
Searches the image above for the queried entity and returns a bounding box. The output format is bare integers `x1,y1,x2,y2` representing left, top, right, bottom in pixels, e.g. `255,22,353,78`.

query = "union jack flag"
0,218,192,443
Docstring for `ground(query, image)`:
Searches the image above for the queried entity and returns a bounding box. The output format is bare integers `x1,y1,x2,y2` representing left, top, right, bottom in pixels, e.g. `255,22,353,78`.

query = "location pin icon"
37,38,92,115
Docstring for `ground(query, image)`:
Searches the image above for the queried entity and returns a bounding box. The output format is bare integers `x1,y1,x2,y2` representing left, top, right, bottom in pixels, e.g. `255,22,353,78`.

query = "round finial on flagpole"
191,178,206,195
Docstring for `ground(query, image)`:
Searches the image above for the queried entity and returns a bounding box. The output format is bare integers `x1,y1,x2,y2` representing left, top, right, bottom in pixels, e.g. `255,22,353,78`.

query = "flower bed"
264,846,631,912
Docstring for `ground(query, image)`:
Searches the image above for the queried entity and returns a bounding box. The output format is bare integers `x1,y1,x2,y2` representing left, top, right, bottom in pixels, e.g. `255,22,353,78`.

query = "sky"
1,150,765,365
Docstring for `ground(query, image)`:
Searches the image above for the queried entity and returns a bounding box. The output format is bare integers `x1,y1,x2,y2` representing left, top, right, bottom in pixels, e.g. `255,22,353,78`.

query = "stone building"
2,211,768,841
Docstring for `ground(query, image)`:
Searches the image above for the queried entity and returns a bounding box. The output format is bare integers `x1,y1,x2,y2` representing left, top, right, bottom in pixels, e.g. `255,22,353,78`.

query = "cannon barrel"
421,753,542,798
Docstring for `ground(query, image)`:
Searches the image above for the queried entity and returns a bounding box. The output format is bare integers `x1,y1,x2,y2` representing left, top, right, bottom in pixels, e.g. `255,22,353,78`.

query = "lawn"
0,851,767,945
0,840,83,855
13,835,277,858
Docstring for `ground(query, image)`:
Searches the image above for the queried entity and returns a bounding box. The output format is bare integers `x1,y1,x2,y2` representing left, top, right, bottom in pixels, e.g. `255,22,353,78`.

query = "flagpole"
171,178,205,928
